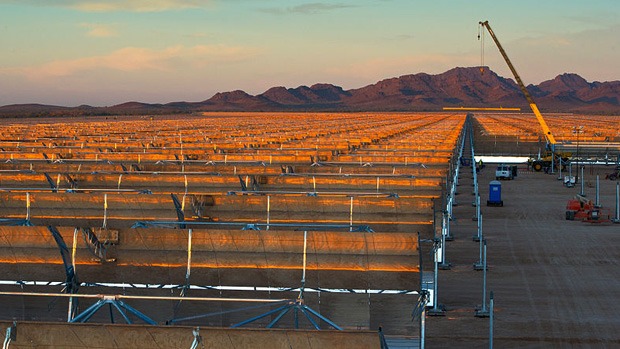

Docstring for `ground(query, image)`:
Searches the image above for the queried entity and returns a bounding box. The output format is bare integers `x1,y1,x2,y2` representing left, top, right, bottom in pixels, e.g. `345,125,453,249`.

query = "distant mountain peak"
209,90,253,102
539,73,591,92
1,67,619,116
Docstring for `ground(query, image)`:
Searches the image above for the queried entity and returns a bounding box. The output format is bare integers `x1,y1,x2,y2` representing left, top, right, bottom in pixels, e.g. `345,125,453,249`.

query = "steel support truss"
70,296,157,325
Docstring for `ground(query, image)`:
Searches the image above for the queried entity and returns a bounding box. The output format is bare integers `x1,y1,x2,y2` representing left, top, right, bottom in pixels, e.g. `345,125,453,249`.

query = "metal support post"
439,212,451,270
595,175,600,207
428,238,445,316
420,306,426,349
474,215,485,269
473,202,481,241
68,227,79,321
181,229,193,296
190,327,202,349
614,182,620,223
445,199,454,241
489,291,494,349
349,196,354,232
474,180,479,196
26,192,31,224
103,193,108,229
266,195,271,230
300,231,307,300
580,166,585,196
473,193,480,222
475,240,489,317
3,322,16,349
573,125,583,182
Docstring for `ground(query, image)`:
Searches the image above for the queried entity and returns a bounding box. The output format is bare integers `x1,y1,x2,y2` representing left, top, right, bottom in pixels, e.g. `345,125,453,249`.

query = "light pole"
573,126,584,184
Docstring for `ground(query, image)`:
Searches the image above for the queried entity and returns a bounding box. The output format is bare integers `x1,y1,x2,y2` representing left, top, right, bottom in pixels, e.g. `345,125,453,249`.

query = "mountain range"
2,67,619,117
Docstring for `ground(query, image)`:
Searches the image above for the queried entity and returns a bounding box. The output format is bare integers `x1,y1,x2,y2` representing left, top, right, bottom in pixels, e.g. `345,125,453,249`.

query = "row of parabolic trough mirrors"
0,113,464,339
0,112,618,347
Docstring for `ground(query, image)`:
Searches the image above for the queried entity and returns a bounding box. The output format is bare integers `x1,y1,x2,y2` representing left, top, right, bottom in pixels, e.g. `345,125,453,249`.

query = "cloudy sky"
0,0,618,106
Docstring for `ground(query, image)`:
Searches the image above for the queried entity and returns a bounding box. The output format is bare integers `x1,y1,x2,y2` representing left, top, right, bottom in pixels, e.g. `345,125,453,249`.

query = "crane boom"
479,20,556,146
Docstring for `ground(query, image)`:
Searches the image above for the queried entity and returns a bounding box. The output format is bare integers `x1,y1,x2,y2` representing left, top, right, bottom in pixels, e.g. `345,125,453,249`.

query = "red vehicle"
566,195,611,223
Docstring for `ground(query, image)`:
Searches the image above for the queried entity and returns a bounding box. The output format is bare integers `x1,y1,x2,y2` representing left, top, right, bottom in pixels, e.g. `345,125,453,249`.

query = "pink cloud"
69,0,207,12
3,45,259,80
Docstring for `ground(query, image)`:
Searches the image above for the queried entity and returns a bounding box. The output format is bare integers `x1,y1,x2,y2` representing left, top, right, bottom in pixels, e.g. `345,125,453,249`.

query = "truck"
495,164,516,180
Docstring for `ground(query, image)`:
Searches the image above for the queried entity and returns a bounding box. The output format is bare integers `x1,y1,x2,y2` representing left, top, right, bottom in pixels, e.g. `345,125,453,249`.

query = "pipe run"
0,291,290,303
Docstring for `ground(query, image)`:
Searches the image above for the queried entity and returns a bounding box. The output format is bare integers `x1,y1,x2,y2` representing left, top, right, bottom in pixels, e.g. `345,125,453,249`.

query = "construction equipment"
606,166,620,180
479,20,570,172
565,195,611,223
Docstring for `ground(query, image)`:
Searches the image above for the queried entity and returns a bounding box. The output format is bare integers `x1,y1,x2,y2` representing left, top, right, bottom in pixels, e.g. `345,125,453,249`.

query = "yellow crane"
478,20,569,171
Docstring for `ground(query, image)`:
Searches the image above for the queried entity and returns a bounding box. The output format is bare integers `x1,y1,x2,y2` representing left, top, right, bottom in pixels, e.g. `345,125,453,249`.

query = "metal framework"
170,193,186,229
43,173,58,192
0,219,33,226
47,226,79,319
0,280,418,295
81,227,113,262
230,231,342,330
70,296,157,325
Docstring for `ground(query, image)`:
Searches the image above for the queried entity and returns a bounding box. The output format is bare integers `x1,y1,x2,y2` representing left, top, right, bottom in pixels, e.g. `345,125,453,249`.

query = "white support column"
489,291,494,348
26,192,31,221
299,231,308,300
595,175,600,207
185,229,193,288
580,166,585,196
475,240,490,317
102,194,108,229
349,197,354,232
266,196,271,231
474,214,485,270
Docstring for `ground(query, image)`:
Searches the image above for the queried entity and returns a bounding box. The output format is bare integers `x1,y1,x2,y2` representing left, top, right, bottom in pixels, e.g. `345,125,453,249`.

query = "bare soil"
426,163,620,348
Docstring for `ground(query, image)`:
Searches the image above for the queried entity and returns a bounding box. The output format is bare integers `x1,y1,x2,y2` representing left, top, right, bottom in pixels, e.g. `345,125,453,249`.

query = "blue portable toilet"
487,180,503,207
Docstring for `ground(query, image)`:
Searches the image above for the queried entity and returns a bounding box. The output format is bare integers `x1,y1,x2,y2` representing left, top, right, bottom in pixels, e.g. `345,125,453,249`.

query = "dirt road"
427,164,620,348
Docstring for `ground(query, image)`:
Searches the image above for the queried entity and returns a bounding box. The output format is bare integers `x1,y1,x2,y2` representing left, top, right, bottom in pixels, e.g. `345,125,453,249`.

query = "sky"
0,0,618,107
